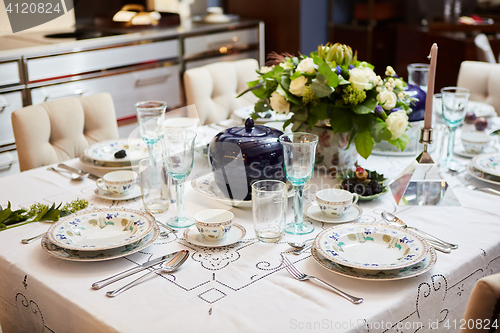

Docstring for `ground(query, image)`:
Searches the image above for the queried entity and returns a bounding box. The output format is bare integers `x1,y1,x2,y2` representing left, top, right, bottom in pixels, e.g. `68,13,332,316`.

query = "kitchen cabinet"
0,19,264,162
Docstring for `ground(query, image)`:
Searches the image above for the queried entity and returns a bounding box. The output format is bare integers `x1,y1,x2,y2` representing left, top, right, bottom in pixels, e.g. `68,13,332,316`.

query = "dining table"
0,117,500,333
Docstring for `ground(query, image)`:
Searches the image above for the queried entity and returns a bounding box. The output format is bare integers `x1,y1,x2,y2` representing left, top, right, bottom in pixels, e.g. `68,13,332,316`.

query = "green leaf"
291,105,308,122
312,55,324,66
311,74,333,98
276,85,302,105
354,114,372,132
309,101,328,120
0,203,11,223
370,121,392,142
329,107,353,133
318,63,339,88
388,133,410,151
355,131,374,159
352,97,377,115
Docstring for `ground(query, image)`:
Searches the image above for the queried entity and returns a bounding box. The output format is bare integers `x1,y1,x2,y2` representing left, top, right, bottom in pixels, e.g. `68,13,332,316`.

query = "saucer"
304,202,362,223
183,223,246,247
94,186,141,201
454,145,498,158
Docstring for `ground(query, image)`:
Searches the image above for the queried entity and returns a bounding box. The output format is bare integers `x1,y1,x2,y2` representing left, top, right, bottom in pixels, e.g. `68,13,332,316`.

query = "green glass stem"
293,184,304,225
175,179,185,220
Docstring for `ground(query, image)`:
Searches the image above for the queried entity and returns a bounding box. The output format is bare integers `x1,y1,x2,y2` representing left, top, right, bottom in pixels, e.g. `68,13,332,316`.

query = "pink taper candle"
424,43,438,130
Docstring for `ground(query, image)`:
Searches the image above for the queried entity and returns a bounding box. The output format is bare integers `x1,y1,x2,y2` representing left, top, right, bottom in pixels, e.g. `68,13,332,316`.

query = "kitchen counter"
0,19,262,60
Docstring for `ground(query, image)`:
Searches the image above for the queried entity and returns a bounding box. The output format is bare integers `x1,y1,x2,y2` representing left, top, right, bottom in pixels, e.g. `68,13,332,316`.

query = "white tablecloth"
1,125,500,333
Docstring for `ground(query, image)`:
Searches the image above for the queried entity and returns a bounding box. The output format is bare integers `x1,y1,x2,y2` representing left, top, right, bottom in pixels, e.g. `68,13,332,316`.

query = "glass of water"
441,87,470,171
279,132,318,235
138,158,171,214
134,101,167,166
252,180,288,243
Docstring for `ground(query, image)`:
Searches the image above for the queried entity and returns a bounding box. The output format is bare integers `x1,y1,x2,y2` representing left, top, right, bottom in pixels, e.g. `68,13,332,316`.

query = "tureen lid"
227,118,271,137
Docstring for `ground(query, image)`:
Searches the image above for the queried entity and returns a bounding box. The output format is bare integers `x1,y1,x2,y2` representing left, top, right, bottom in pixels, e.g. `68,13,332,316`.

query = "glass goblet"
441,87,470,171
279,132,319,235
163,129,197,228
134,101,167,166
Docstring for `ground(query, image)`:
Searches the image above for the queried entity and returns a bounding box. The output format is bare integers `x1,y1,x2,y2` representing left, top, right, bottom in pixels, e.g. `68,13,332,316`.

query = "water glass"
407,63,430,93
441,87,470,171
279,132,318,235
134,101,167,165
252,180,288,243
163,129,197,228
138,158,171,214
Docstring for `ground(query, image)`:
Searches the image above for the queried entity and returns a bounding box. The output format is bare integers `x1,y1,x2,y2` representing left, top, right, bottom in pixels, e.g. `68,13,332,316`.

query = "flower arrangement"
239,43,413,159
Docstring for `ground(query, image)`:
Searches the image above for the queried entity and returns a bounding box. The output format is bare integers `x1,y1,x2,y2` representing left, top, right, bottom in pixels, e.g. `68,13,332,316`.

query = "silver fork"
281,256,363,304
465,184,500,197
155,220,178,234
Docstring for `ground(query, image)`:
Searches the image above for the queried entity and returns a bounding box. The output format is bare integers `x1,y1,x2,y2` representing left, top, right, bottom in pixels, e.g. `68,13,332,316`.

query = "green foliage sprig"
0,198,89,231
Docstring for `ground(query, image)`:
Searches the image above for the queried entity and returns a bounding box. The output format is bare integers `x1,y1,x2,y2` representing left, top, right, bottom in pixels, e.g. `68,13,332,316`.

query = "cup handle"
352,193,359,205
96,179,108,192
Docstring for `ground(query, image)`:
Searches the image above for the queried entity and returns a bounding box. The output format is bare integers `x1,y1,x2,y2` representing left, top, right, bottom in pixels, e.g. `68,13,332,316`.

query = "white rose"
377,90,398,110
270,91,290,115
260,66,274,74
289,76,308,96
348,67,376,90
297,58,315,74
386,110,409,140
280,61,293,70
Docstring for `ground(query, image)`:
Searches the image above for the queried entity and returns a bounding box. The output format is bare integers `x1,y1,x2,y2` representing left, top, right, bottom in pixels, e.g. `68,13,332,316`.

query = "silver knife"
91,250,184,290
58,163,100,181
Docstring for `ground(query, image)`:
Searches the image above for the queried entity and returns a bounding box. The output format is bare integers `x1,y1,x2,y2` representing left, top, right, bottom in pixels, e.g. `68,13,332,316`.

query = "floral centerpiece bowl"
208,118,285,201
239,43,414,170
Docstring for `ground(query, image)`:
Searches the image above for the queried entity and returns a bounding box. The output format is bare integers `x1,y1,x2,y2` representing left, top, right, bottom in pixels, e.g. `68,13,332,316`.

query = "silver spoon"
288,238,314,249
381,211,458,250
106,250,189,297
48,167,87,181
21,232,45,244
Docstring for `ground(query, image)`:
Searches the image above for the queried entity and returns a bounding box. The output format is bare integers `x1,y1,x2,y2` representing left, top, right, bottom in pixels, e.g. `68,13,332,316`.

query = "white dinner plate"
192,14,240,23
47,208,155,251
311,245,437,281
94,186,142,201
466,163,500,185
472,153,500,177
183,223,246,247
454,144,498,158
191,171,305,208
233,106,291,124
41,224,159,262
304,202,362,223
83,138,148,166
315,224,430,271
80,155,133,170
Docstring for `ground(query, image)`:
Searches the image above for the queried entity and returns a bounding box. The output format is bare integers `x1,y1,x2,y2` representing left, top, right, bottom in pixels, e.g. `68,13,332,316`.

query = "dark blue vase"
406,84,426,122
208,118,286,201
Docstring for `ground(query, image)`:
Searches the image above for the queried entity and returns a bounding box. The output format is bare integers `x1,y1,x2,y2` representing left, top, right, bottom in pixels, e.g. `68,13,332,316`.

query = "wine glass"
134,101,167,166
279,132,319,235
162,129,197,228
441,87,470,171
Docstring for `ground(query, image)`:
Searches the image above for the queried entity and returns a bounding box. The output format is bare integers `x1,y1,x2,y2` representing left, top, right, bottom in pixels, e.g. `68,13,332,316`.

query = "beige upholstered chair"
474,33,497,64
12,92,119,171
183,58,259,125
461,273,500,332
457,61,500,116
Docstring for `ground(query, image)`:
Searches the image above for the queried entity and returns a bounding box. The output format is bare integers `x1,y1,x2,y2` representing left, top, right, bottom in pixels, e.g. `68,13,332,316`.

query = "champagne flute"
279,132,318,235
163,129,197,228
134,101,167,166
441,87,470,171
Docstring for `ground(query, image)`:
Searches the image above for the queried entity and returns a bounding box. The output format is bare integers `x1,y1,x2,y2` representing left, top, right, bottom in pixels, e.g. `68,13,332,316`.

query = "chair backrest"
461,273,500,333
457,61,500,116
12,92,119,171
183,58,259,125
474,33,497,64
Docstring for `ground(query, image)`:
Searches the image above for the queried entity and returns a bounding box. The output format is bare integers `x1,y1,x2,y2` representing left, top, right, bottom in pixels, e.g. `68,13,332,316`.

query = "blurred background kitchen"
1,0,500,176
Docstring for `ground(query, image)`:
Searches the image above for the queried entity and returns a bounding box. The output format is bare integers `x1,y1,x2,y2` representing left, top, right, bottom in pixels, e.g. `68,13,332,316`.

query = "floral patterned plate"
466,163,500,185
472,153,500,177
47,208,155,251
305,202,362,223
83,138,148,165
233,105,291,124
41,224,160,262
311,245,437,281
315,223,430,271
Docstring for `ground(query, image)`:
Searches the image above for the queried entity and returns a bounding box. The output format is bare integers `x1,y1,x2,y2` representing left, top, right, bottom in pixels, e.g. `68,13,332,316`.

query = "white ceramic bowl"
194,209,234,239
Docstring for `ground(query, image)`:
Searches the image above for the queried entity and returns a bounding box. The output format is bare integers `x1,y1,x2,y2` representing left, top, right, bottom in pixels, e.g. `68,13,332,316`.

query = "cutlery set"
93,250,189,297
